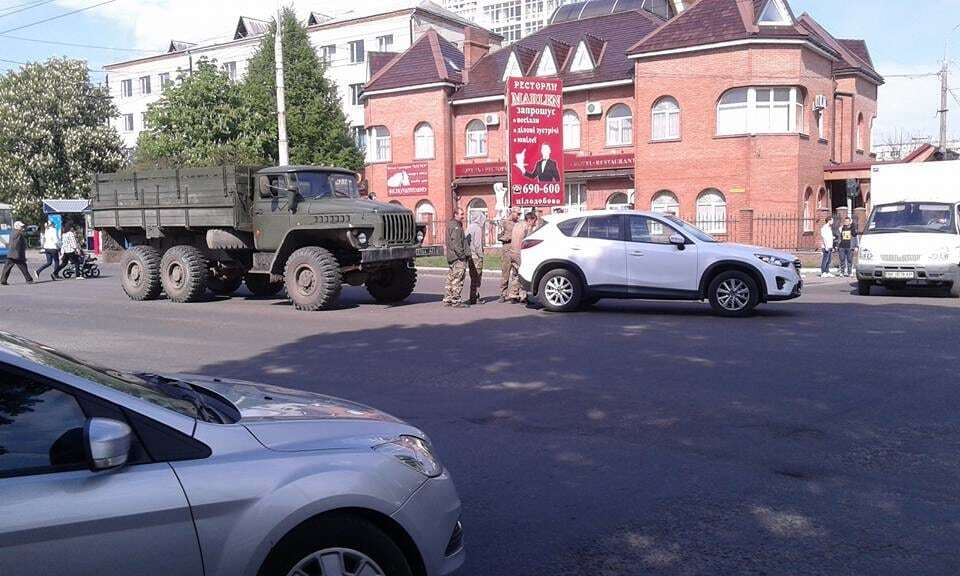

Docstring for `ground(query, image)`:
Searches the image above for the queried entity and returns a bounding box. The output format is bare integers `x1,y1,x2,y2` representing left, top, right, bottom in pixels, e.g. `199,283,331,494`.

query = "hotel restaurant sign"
455,154,634,179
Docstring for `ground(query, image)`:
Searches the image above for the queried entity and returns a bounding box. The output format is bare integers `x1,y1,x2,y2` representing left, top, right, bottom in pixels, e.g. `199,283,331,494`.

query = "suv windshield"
866,202,958,235
293,172,359,200
664,216,718,243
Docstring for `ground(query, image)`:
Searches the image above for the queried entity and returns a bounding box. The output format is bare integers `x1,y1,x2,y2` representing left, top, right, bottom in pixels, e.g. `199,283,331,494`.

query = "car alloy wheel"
543,275,574,307
716,278,751,311
286,547,386,576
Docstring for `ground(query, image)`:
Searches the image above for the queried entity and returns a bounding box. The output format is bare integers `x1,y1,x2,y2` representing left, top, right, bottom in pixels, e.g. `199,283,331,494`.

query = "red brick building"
362,0,882,243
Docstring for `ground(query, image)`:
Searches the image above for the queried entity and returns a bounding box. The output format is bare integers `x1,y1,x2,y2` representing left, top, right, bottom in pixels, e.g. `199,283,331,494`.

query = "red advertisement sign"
386,162,428,197
454,162,506,178
565,153,635,172
507,77,564,207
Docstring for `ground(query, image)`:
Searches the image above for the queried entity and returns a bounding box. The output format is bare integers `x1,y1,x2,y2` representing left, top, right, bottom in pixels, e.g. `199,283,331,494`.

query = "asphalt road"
1,263,959,575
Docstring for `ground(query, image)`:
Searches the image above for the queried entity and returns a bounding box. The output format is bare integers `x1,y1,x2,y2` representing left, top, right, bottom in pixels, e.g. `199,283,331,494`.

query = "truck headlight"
373,435,442,477
356,232,368,246
755,254,790,267
860,248,874,262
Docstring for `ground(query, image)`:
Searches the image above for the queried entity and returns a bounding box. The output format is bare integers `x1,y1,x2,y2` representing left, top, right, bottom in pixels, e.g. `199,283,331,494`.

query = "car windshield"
664,215,718,243
293,172,359,200
866,202,958,235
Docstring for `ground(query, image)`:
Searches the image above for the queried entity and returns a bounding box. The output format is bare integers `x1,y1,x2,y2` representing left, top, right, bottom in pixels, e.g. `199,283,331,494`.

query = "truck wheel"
245,274,284,298
120,246,162,301
160,245,209,303
366,262,417,303
284,247,342,311
207,273,243,296
708,270,759,317
857,280,872,296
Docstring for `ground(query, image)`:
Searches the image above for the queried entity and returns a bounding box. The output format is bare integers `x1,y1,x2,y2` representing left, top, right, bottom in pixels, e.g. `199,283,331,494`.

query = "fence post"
737,209,754,244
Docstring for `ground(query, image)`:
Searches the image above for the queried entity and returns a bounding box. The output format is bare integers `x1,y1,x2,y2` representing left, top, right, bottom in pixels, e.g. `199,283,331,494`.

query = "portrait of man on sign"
521,143,561,183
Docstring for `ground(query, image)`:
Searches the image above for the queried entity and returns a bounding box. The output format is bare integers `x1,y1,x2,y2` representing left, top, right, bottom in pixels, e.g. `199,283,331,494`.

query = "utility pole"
275,1,289,166
940,57,949,157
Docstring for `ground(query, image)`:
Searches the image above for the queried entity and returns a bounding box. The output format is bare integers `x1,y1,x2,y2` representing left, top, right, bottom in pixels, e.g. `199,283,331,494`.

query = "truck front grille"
382,213,415,245
881,254,921,263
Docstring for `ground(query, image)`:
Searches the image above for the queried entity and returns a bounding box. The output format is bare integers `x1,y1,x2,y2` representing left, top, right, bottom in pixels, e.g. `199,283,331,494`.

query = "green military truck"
91,165,425,311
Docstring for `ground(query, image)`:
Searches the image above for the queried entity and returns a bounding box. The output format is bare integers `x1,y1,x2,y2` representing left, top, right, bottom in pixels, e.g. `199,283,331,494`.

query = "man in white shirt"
819,216,835,278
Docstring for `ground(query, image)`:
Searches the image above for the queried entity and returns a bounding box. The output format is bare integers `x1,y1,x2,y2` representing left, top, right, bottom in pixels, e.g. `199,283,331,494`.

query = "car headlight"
373,435,442,477
755,254,790,267
860,248,874,262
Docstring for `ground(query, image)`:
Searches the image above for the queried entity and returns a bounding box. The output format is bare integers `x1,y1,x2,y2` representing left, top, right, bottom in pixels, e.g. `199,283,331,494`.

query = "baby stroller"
61,253,101,279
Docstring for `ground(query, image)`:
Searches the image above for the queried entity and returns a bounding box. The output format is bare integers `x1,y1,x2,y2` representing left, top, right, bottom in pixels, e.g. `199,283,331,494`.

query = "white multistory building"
104,0,485,151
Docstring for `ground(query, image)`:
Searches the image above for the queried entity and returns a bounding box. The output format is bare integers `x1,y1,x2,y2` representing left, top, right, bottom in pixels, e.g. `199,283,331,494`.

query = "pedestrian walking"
0,221,34,285
57,223,84,280
443,208,469,307
837,216,858,277
498,208,520,302
465,211,486,305
36,221,61,280
819,216,835,278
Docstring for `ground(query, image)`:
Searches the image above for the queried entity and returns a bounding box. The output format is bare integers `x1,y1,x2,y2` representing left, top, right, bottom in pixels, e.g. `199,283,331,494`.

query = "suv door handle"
570,245,582,251
630,250,644,257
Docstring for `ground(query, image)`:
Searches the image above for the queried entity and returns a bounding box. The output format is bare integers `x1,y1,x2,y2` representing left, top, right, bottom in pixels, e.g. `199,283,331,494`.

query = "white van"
857,161,960,297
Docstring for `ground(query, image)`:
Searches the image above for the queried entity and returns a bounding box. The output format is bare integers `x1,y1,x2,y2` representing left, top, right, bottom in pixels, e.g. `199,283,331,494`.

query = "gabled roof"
234,16,270,40
838,39,873,68
364,29,463,93
307,12,333,26
307,0,491,38
167,40,196,53
452,8,661,101
798,14,883,84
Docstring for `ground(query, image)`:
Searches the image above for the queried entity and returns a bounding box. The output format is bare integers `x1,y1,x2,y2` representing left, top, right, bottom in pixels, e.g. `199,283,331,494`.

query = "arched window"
466,119,487,157
651,191,680,216
467,197,488,222
563,110,580,150
856,113,865,151
414,122,434,159
367,126,391,162
817,187,828,210
606,192,630,210
606,104,633,147
803,187,814,232
651,97,680,141
415,200,435,223
696,189,727,233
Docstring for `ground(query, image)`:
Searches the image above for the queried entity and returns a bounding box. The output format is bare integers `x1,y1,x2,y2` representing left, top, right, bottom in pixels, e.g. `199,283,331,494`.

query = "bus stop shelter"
42,199,96,251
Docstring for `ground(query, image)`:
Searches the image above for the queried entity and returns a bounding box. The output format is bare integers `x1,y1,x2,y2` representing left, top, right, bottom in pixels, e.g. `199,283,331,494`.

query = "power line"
0,33,162,53
0,0,56,19
0,0,118,35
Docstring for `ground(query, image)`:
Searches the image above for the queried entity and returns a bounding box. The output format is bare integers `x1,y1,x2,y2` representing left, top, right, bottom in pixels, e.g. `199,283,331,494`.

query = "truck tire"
160,245,209,303
120,245,162,301
284,246,342,311
366,261,417,303
708,270,759,317
244,273,284,298
207,273,243,296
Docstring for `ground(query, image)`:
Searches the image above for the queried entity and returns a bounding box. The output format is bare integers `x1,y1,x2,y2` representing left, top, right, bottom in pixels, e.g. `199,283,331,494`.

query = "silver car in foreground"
0,333,464,576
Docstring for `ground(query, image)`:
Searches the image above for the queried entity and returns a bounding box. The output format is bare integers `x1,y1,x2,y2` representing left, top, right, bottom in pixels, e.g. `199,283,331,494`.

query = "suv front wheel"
538,268,583,313
708,270,760,317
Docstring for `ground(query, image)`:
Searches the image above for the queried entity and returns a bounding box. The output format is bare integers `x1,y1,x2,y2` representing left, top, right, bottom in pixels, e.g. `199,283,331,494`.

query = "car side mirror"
287,187,300,213
669,234,686,250
85,417,132,471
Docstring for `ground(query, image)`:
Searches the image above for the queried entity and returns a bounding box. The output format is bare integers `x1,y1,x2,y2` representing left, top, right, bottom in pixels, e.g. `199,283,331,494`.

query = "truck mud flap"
207,229,254,250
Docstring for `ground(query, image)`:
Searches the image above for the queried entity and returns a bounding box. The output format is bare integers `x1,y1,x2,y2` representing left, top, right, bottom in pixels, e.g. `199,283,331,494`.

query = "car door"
0,366,204,576
625,215,699,293
568,214,628,290
253,173,292,251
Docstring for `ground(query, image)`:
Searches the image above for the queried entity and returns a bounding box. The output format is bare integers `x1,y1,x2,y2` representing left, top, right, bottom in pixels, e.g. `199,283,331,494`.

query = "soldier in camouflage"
443,208,470,308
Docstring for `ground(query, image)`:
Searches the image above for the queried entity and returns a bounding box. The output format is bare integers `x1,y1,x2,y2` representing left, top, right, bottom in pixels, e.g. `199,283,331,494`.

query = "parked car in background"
518,210,802,316
0,332,463,576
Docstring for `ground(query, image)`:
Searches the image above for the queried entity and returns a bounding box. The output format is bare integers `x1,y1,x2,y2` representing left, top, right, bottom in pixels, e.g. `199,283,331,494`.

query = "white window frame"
465,119,488,158
159,72,171,92
320,44,336,64
351,126,366,150
120,79,133,98
606,192,630,210
140,112,149,129
570,41,594,72
717,86,804,136
816,108,825,140
122,114,134,132
349,40,365,64
803,189,814,232
535,45,557,77
856,114,864,151
138,75,151,95
502,51,524,81
367,126,390,163
563,183,587,213
651,191,680,217
696,190,727,234
562,110,580,151
651,97,680,141
606,104,633,147
349,83,364,106
377,34,394,52
758,0,792,26
223,61,237,82
414,122,435,160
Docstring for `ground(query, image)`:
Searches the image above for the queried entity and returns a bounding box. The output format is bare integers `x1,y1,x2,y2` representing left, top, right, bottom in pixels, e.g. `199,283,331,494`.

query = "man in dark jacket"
1,221,34,285
443,208,469,307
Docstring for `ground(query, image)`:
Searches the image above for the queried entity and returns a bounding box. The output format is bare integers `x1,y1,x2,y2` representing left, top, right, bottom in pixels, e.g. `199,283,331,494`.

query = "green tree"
243,7,364,170
136,58,269,167
0,58,124,222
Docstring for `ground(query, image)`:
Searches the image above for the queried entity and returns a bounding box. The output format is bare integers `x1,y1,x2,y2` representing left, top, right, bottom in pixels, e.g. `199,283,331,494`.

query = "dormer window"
758,0,791,25
502,51,524,81
570,41,594,73
535,46,557,77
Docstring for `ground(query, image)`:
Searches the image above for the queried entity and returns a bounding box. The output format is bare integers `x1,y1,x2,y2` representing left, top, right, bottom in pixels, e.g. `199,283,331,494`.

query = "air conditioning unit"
814,94,828,110
586,102,603,116
484,113,500,126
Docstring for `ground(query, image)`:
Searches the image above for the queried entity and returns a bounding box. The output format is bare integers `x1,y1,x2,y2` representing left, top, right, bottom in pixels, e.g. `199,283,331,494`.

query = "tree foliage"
0,58,124,222
136,58,269,167
243,7,364,171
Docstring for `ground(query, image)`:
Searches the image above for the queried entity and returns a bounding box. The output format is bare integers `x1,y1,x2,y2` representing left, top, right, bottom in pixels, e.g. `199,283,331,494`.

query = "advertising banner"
386,162,429,197
507,77,564,207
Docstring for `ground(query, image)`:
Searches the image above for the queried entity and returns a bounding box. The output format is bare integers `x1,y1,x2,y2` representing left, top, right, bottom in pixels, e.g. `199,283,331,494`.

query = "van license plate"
885,271,915,279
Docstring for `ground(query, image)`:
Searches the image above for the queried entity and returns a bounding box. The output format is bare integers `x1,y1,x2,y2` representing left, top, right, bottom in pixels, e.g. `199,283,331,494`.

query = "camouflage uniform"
498,218,516,300
507,219,529,301
465,214,486,304
443,217,469,305
444,260,467,304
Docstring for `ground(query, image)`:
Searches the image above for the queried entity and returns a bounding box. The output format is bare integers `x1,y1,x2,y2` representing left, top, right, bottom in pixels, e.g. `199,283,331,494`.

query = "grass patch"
417,254,503,270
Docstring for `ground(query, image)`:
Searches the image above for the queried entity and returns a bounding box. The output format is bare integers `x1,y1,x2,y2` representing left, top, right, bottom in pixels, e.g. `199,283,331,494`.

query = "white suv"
518,210,802,316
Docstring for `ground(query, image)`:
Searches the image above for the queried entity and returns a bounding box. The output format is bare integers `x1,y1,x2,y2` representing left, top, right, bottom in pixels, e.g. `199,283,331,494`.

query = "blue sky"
0,0,954,142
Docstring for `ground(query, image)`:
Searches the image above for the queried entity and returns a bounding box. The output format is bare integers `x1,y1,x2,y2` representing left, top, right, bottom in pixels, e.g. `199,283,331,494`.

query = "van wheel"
366,261,417,303
120,246,161,301
857,280,872,296
538,269,582,312
258,515,412,576
245,274,284,298
708,270,759,317
284,247,342,311
160,246,209,303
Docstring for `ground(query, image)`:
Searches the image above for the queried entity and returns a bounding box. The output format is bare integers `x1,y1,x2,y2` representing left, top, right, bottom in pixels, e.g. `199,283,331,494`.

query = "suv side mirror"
669,234,686,250
85,417,132,471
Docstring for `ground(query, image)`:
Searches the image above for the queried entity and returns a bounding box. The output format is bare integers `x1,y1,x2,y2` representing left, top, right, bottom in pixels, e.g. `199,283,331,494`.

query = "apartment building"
103,0,491,150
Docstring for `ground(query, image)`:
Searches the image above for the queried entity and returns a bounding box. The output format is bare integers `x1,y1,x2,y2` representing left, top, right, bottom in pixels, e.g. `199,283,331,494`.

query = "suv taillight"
521,239,542,250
